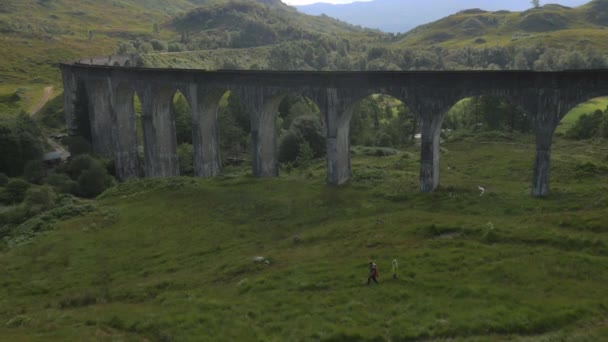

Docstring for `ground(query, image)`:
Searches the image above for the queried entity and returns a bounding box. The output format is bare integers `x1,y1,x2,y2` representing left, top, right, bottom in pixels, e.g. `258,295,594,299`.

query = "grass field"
556,96,608,135
1,134,607,341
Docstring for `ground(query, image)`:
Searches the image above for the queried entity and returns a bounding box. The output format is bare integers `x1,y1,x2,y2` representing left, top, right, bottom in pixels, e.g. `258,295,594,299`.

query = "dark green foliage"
66,154,113,197
566,109,608,140
24,186,56,214
0,173,8,187
23,160,46,184
350,95,415,148
278,130,300,164
177,143,194,176
150,39,167,52
4,178,31,204
0,113,44,177
77,164,112,198
67,154,97,179
219,93,250,162
45,173,79,194
444,96,531,135
64,135,93,156
173,94,192,144
279,116,325,164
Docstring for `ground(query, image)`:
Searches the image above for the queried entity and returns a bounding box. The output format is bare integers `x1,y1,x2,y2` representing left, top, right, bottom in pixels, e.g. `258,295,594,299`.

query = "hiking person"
367,261,379,285
392,259,398,279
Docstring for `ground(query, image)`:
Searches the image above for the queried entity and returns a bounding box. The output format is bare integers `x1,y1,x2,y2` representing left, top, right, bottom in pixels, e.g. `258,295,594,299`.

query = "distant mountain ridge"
295,0,590,32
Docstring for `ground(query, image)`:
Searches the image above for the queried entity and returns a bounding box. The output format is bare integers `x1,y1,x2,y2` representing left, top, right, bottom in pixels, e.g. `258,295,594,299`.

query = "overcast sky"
283,0,371,4
283,0,586,5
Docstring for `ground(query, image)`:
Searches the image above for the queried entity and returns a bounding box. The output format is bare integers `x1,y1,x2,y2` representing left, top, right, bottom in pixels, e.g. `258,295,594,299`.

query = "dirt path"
31,86,70,160
31,86,53,118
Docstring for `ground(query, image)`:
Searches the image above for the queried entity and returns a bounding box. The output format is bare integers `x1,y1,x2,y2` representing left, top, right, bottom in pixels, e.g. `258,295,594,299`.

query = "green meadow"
1,133,607,341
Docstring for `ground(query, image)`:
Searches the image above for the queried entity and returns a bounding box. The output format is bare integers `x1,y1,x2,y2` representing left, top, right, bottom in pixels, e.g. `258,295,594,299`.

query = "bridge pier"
85,79,115,157
139,85,180,177
187,85,222,177
112,83,140,180
316,88,352,186
419,114,443,192
237,88,280,178
532,127,554,197
60,67,78,133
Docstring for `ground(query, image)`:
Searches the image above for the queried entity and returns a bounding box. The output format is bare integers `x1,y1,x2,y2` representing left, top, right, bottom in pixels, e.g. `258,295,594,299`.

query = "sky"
283,0,371,5
283,0,585,5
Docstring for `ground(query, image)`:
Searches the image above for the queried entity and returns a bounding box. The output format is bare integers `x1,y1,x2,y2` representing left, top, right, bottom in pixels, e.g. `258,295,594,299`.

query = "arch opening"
276,94,324,171
440,95,535,194
217,91,252,170
341,93,418,189
549,96,608,193
556,96,608,139
172,90,194,176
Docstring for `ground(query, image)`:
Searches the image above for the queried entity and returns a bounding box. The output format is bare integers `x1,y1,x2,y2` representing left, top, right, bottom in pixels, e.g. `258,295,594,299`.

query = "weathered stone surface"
61,64,608,196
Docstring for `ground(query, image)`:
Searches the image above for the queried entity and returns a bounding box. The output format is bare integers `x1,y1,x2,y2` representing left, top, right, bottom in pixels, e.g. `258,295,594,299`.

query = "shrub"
23,160,46,184
45,173,78,194
24,186,56,214
77,164,112,198
178,144,193,176
67,154,97,179
4,179,31,204
64,135,92,156
278,116,325,164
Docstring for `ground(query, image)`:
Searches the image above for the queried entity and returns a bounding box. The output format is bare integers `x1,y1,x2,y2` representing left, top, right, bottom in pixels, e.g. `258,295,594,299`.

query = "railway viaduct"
60,58,608,197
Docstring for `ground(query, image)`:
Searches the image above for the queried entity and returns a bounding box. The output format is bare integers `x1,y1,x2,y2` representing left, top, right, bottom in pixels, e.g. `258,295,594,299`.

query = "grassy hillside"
396,1,608,49
1,135,608,340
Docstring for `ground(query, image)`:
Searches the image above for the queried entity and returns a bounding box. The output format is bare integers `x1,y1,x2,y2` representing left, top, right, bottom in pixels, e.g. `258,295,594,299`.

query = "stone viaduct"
60,59,608,197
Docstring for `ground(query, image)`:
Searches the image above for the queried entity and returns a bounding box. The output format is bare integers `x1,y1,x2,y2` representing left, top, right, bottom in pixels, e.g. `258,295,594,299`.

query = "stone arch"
177,85,227,178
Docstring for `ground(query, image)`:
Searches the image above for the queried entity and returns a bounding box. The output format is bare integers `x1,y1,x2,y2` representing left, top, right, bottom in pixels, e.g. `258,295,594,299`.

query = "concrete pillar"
532,126,554,197
317,88,352,186
522,89,564,197
112,83,140,180
236,87,281,178
419,115,443,192
188,85,222,177
85,79,115,157
139,85,180,177
60,67,78,133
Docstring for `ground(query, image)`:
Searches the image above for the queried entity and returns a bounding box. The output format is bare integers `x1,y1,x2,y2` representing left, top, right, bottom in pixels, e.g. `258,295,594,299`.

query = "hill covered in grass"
1,134,608,340
396,0,608,49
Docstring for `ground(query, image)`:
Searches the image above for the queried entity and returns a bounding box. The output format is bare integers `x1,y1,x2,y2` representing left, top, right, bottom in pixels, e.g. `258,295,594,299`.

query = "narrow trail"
31,86,53,119
31,86,70,160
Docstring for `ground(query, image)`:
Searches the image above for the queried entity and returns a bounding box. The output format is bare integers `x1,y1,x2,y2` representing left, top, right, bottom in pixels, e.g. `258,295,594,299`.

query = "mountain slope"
296,0,590,33
394,1,608,49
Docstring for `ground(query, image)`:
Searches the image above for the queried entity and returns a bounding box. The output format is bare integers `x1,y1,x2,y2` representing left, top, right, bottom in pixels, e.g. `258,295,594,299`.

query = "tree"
4,179,31,204
173,94,192,144
0,113,44,177
531,0,541,8
77,162,112,198
23,160,46,184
